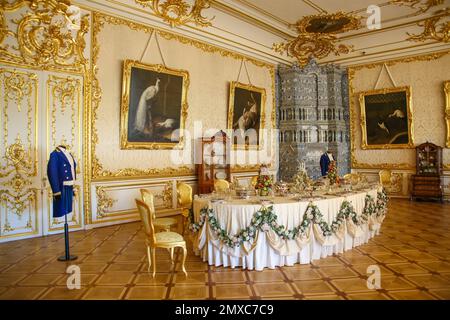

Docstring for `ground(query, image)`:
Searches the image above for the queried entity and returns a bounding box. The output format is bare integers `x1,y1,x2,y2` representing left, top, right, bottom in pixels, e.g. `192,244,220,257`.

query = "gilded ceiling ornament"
0,0,89,72
135,0,213,28
273,12,361,67
389,0,444,13
407,9,450,43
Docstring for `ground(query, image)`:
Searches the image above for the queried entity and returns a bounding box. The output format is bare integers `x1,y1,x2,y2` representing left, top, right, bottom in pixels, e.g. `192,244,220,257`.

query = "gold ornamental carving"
445,80,450,148
0,68,38,177
96,186,117,218
0,137,38,235
389,0,444,13
273,12,361,67
407,9,450,43
154,181,173,208
135,0,213,28
46,75,82,167
90,12,276,180
0,0,89,73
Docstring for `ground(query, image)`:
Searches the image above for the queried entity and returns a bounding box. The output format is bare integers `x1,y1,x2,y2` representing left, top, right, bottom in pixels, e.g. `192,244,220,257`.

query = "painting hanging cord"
139,30,167,66
374,63,397,90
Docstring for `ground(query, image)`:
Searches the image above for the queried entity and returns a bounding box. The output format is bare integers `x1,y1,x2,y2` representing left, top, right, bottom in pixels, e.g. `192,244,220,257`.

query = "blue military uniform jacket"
320,153,334,177
47,147,76,218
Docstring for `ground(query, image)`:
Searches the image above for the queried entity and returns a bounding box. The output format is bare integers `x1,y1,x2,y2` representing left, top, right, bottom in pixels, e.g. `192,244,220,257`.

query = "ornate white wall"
0,1,277,241
348,52,450,199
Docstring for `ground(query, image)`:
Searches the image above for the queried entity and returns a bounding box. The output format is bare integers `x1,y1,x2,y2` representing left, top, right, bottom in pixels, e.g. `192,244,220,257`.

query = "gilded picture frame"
120,60,189,150
359,86,414,149
445,81,450,148
227,81,266,150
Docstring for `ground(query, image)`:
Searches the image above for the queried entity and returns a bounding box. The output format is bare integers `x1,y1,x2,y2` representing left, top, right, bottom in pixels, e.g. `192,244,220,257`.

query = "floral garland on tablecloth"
189,189,389,249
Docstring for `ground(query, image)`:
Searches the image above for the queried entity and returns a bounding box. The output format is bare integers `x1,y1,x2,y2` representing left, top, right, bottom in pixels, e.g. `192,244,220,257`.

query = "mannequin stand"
58,213,77,262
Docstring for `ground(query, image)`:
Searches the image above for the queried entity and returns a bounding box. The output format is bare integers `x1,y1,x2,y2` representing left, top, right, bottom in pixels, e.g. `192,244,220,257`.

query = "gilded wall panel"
90,13,276,181
349,52,450,170
91,180,178,224
45,74,83,232
0,67,39,240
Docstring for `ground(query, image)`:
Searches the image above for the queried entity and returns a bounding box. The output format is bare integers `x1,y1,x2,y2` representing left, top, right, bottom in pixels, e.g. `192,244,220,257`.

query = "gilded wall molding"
46,75,82,163
0,0,89,73
445,80,450,148
0,138,39,238
95,186,117,218
0,68,38,177
348,50,450,170
90,12,276,180
135,0,213,28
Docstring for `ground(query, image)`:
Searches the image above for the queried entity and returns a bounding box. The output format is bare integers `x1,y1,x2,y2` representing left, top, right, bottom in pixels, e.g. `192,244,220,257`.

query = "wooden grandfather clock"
196,130,231,194
411,142,443,202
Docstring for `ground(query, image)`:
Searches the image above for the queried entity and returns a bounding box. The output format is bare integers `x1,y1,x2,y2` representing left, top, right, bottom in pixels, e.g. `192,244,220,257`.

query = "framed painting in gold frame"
359,86,414,149
227,81,266,150
445,81,450,148
120,60,189,150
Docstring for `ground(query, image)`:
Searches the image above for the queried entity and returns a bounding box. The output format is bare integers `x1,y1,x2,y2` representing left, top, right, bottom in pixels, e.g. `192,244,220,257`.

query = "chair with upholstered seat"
177,182,193,235
140,189,178,232
379,169,399,193
214,179,230,193
135,198,187,278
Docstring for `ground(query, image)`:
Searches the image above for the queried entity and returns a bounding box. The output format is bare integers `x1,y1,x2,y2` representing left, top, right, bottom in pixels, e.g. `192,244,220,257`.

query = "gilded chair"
177,182,193,235
379,170,400,193
343,173,362,185
136,198,187,278
379,170,391,186
140,189,178,232
214,179,230,193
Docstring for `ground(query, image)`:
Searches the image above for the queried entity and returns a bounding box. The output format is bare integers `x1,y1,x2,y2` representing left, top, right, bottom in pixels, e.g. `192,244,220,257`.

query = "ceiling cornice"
210,0,295,39
339,11,450,41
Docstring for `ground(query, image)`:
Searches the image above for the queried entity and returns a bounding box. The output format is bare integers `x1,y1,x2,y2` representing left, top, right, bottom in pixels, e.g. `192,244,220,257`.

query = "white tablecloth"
192,187,384,271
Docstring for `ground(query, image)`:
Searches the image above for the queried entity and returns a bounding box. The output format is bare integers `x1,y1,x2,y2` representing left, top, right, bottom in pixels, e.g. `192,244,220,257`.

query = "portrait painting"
120,60,189,149
359,86,414,149
227,81,266,149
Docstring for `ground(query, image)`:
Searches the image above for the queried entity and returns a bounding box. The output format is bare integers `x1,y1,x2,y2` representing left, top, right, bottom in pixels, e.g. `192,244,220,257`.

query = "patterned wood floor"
0,199,449,300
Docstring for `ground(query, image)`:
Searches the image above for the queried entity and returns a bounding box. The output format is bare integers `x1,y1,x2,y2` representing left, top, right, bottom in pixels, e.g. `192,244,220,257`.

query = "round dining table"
191,185,385,271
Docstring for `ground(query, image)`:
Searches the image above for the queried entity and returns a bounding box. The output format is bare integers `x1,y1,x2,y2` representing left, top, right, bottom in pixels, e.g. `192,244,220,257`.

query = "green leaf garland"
189,189,389,249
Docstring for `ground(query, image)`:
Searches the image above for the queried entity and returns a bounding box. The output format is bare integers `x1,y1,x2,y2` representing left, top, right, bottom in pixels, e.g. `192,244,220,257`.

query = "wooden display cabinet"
411,142,443,202
196,130,231,194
